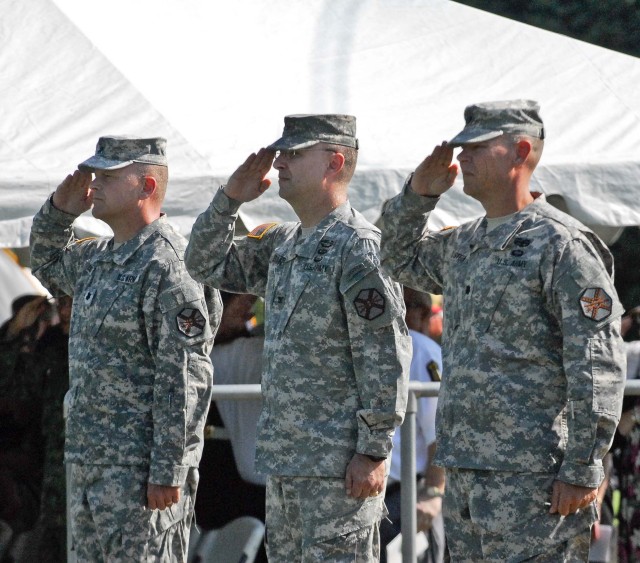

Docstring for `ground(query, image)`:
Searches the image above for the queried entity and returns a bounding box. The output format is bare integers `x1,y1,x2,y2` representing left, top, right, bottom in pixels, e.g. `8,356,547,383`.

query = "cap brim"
78,156,133,172
266,136,321,151
448,128,504,148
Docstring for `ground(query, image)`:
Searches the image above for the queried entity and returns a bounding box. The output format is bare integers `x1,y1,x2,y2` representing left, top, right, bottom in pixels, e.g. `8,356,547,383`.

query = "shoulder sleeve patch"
353,288,386,320
579,287,613,322
176,307,206,337
248,222,279,240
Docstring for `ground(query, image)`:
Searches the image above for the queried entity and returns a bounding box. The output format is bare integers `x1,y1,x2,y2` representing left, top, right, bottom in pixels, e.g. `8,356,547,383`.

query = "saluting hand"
52,170,93,216
411,142,458,197
223,148,274,203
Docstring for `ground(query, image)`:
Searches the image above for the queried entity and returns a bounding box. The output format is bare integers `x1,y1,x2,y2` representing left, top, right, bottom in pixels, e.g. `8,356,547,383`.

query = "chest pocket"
269,262,338,337
476,269,514,334
91,284,131,339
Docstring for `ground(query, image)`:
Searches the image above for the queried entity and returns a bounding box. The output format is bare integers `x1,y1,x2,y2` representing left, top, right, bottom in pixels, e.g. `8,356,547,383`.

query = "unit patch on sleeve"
579,287,612,322
248,222,279,240
176,308,206,337
353,288,386,321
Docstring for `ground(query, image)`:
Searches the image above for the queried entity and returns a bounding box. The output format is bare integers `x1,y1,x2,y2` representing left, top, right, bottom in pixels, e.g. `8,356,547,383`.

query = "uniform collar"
468,194,547,251
93,215,169,265
292,201,352,259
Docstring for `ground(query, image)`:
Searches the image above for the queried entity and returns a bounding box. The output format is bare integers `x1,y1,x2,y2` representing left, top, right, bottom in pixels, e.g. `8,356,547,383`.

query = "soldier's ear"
514,140,532,164
141,175,157,198
328,151,345,173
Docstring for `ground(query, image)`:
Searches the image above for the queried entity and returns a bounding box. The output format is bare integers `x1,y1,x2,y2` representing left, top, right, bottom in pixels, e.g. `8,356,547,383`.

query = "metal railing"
65,380,640,563
210,380,640,563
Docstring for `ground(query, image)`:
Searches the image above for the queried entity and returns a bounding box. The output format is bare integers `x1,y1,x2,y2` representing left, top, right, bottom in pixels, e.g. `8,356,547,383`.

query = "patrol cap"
448,100,544,147
78,136,168,172
267,114,359,150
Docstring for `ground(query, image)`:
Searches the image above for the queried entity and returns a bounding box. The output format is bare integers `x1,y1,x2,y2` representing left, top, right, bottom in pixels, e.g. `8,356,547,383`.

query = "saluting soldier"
378,100,626,561
185,115,411,562
30,136,220,561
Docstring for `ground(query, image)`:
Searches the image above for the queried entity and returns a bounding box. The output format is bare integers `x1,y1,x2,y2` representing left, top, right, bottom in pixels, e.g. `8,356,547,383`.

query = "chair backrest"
190,516,265,563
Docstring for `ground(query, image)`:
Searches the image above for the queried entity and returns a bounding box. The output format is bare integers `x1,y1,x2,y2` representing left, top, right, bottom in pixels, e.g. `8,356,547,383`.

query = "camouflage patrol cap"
78,136,168,172
268,114,359,150
449,100,544,147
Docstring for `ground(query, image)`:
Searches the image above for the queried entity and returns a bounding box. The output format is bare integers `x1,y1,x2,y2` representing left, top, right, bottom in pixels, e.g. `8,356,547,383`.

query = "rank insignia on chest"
84,289,96,305
248,222,278,240
353,288,386,320
514,237,532,247
176,308,206,337
579,287,613,322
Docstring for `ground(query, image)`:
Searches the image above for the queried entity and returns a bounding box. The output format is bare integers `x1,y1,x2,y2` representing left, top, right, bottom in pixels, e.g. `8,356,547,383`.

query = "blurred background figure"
0,295,49,558
610,305,640,563
380,287,445,563
32,295,72,562
195,291,267,563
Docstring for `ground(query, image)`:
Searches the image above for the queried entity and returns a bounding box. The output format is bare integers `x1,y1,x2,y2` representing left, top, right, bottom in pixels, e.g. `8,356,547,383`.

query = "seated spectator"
195,291,266,563
0,295,48,537
380,287,445,563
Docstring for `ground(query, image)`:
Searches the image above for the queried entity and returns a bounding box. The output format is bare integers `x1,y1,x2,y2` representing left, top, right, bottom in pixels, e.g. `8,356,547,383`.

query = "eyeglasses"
274,149,337,161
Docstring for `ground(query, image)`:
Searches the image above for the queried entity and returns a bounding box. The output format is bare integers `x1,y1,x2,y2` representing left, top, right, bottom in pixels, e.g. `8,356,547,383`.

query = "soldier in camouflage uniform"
29,136,219,562
378,100,626,562
185,115,411,562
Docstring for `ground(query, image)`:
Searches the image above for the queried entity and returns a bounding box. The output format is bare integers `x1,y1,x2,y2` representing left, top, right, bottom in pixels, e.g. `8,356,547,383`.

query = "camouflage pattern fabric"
29,197,219,559
30,198,218,483
379,182,626,557
185,188,411,478
444,468,594,561
265,475,382,562
69,464,197,561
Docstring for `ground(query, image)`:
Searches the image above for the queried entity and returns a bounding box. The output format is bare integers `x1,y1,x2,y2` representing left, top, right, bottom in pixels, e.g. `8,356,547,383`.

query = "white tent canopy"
2,0,640,249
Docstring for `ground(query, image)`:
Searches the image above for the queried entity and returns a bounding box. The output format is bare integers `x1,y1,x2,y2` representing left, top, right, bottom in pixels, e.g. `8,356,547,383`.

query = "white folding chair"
189,516,265,563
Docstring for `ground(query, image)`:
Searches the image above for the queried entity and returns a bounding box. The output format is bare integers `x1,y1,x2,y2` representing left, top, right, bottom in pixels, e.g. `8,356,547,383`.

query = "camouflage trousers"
443,468,595,562
265,475,385,562
69,464,198,562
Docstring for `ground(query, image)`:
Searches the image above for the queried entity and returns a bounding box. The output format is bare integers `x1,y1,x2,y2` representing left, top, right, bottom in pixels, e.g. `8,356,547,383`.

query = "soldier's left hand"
147,483,180,510
345,453,386,499
549,480,597,516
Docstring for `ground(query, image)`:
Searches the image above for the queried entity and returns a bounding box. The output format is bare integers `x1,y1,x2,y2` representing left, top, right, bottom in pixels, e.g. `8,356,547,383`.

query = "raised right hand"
223,148,274,203
52,170,93,215
411,142,458,197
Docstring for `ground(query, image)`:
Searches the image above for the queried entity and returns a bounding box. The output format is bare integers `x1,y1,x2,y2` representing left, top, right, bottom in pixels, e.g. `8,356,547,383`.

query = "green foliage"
454,0,640,57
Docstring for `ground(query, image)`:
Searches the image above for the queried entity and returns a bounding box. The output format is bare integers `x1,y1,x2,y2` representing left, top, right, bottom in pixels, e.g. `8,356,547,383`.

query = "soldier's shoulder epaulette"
439,226,457,232
247,222,279,240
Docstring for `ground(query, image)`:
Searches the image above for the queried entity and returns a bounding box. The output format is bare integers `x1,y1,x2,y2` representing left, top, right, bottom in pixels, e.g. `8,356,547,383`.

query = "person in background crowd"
185,114,411,561
29,136,219,561
32,294,72,562
379,100,626,561
196,291,267,563
380,287,445,563
611,305,640,562
0,295,48,543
